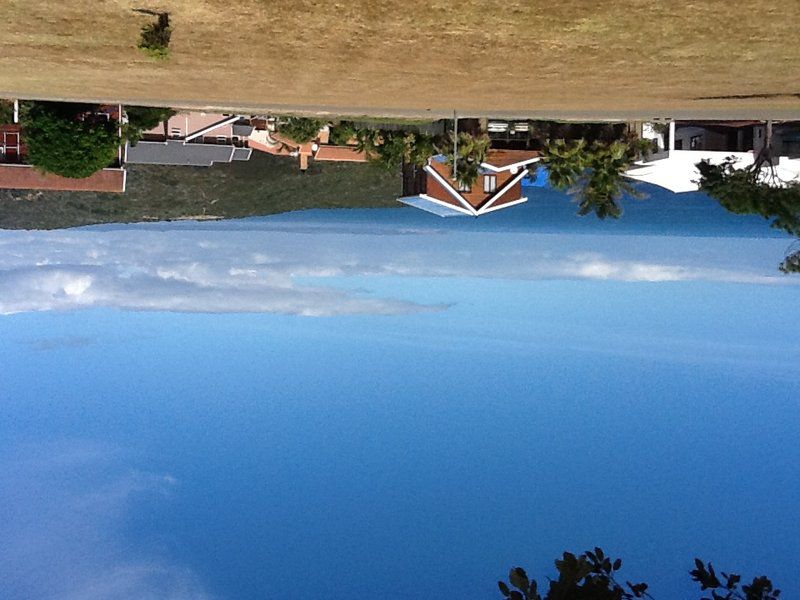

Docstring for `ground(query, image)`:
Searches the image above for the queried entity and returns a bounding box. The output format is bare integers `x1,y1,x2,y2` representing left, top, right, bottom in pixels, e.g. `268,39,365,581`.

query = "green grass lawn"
0,153,401,230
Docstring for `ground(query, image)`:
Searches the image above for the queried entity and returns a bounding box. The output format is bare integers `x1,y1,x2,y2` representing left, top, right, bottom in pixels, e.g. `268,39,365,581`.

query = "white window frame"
483,174,497,193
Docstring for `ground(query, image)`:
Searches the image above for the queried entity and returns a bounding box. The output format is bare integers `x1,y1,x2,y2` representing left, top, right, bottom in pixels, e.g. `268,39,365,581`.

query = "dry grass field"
0,0,798,117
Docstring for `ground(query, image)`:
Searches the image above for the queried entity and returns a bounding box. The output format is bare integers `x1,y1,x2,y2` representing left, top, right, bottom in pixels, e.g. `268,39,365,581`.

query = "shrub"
0,99,14,125
279,117,324,144
124,105,176,145
139,13,171,59
22,102,120,178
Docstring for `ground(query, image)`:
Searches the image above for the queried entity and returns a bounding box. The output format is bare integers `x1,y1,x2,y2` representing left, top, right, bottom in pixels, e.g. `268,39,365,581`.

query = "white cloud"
0,221,795,316
0,440,211,600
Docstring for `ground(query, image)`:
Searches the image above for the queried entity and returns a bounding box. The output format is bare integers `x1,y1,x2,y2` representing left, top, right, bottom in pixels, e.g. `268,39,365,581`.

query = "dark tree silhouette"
499,549,780,600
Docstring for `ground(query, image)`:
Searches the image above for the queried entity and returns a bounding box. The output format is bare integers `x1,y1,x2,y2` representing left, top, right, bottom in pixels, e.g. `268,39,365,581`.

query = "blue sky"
1,195,799,599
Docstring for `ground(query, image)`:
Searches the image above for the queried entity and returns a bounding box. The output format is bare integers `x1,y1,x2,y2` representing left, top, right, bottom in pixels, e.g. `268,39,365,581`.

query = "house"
398,149,540,217
0,101,126,193
628,120,800,193
125,112,252,166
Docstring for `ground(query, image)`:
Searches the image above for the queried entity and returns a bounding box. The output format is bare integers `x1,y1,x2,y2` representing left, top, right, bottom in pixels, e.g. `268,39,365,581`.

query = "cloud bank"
0,219,795,316
0,440,210,600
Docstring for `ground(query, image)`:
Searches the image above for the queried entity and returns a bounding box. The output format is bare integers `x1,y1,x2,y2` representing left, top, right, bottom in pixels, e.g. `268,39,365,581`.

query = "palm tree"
446,132,490,189
354,128,381,160
541,139,588,190
543,138,645,219
577,141,641,219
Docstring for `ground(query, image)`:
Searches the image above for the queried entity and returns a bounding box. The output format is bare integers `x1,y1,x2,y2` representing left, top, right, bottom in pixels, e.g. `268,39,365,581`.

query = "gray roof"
126,140,238,167
232,124,254,137
232,147,252,161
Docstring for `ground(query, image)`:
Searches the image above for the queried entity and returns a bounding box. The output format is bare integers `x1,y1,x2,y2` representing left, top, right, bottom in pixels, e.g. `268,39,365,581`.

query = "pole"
453,109,458,180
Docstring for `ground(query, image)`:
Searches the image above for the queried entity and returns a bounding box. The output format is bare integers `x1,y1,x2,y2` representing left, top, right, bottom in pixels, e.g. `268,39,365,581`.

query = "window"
690,135,702,150
170,127,182,138
217,135,228,144
483,175,497,193
458,181,471,192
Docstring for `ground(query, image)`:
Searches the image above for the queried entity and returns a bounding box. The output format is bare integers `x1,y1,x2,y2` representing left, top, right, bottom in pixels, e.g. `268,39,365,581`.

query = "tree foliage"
500,549,780,600
499,548,649,600
22,102,120,179
0,100,14,125
778,247,800,274
542,138,648,219
446,132,491,188
695,159,800,237
139,12,171,59
279,117,325,144
329,121,358,146
124,105,176,145
690,558,781,600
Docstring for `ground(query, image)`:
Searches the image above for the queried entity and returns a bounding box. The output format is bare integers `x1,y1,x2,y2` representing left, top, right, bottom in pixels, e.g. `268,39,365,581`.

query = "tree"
543,138,648,219
22,102,120,179
499,548,650,600
279,117,324,144
499,549,781,600
138,11,171,59
329,121,358,146
124,105,176,145
690,558,781,600
0,99,14,125
540,139,587,191
696,159,800,237
779,241,800,274
446,132,491,189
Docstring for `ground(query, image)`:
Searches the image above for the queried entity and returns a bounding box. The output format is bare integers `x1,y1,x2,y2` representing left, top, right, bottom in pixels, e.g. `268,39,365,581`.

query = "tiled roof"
484,149,540,169
314,145,369,162
0,164,126,192
125,140,237,166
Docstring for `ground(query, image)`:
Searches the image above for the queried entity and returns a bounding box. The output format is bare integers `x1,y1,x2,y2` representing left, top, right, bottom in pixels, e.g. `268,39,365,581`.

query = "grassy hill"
0,153,400,230
1,0,799,117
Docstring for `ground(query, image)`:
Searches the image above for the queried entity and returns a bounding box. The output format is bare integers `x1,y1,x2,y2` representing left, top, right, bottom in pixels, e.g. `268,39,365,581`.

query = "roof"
624,150,756,193
147,112,238,140
314,145,369,162
232,147,252,161
482,149,540,171
232,124,254,137
398,195,470,217
425,158,530,214
0,164,126,192
125,140,240,166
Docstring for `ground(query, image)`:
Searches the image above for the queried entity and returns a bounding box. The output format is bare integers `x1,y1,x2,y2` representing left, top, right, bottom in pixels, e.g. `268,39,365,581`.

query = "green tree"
499,548,780,600
353,127,381,159
329,121,358,146
541,139,587,190
696,159,800,237
543,138,648,219
22,102,120,179
124,105,176,145
279,117,324,144
446,132,491,189
779,243,800,274
0,100,14,125
138,12,171,59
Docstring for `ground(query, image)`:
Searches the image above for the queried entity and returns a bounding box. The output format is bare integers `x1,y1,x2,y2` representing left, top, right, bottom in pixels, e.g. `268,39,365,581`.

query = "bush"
124,105,176,145
329,121,358,146
0,100,14,125
279,117,324,144
22,102,120,178
139,13,171,59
